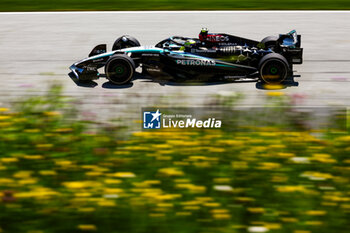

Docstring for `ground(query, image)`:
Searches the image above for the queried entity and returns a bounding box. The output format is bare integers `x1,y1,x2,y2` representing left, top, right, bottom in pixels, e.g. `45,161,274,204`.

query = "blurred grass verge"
0,84,349,233
0,0,350,11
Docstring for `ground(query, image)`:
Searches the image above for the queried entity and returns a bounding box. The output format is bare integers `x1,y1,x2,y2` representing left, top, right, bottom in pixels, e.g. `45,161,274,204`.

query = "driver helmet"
184,39,196,48
180,39,196,51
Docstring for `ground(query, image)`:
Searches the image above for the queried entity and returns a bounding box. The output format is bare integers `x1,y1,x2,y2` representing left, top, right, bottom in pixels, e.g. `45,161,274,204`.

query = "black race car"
70,29,303,85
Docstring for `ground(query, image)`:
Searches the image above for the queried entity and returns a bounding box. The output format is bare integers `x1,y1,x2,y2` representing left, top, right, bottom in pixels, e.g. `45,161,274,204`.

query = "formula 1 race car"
70,29,303,85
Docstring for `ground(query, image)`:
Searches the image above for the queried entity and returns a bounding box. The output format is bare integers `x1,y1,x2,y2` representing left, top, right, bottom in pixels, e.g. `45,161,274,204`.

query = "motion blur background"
1,0,350,10
0,1,350,233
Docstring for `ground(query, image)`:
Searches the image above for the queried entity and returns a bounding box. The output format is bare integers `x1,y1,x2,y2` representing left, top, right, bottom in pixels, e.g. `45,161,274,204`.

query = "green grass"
0,0,350,11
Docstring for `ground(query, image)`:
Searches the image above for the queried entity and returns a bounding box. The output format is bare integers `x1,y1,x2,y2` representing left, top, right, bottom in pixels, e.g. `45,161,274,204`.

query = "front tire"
258,53,289,84
105,55,135,85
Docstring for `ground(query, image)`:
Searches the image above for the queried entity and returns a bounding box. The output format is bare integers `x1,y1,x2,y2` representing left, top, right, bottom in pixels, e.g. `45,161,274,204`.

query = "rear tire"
105,55,135,85
261,36,278,50
258,53,289,84
112,35,141,51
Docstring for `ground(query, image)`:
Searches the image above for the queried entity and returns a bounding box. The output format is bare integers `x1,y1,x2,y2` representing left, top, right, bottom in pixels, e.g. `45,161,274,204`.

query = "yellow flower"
55,160,73,166
212,211,231,220
77,225,97,231
157,203,174,208
176,183,206,193
305,210,327,216
39,170,57,176
207,147,225,153
98,200,116,207
335,135,350,142
23,155,44,160
15,188,59,198
154,194,182,201
153,144,172,149
264,223,281,230
103,179,122,184
211,209,229,214
167,140,199,146
85,171,103,176
0,178,15,184
340,204,350,209
18,178,38,185
62,181,101,189
301,171,333,181
247,207,265,213
0,107,9,112
203,202,221,207
13,171,32,178
1,157,18,163
277,152,295,158
276,185,308,193
74,193,92,197
158,167,184,176
113,172,136,178
44,111,61,116
218,140,244,146
0,115,11,121
258,162,281,170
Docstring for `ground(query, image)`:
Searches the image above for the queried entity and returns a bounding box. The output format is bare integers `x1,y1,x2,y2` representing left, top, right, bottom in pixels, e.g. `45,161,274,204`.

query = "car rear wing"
277,30,303,65
278,30,301,48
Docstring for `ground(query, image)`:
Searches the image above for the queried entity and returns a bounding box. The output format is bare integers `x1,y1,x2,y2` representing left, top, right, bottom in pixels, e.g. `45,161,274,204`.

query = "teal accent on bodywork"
125,49,163,53
90,48,164,60
215,63,238,68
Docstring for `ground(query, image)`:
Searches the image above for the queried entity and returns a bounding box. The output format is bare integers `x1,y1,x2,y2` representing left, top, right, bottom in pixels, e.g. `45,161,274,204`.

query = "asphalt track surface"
0,11,349,121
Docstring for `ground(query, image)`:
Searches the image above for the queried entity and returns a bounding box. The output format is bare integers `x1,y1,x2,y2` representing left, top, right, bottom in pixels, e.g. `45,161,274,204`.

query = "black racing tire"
258,53,289,84
261,36,278,50
105,54,135,85
112,35,141,51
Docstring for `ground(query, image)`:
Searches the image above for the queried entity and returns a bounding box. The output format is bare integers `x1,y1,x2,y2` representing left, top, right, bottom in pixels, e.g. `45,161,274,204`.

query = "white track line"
0,10,350,15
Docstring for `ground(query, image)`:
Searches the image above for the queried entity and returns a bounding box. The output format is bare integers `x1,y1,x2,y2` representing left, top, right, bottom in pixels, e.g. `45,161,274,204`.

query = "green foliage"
0,0,350,11
0,85,349,233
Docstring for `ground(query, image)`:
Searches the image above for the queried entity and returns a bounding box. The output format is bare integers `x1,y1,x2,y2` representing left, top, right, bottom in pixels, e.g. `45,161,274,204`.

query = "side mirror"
89,44,107,57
